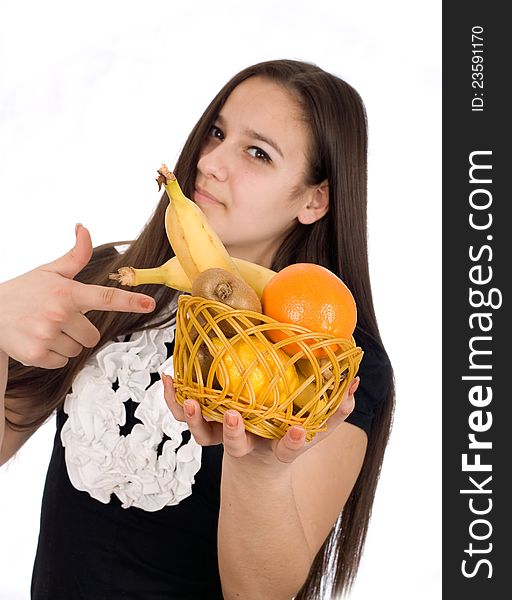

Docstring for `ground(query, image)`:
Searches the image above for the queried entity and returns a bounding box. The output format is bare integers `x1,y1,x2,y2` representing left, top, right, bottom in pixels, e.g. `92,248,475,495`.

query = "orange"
260,263,357,357
210,337,299,406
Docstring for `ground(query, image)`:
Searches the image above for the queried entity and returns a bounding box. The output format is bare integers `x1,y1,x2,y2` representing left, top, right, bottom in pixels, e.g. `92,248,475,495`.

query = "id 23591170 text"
471,25,484,112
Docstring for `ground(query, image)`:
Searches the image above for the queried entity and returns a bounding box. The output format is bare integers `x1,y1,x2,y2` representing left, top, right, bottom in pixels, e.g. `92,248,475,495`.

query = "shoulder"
354,328,392,393
345,327,393,436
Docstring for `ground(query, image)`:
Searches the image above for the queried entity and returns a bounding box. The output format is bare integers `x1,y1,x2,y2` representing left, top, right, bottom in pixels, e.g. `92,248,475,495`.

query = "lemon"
210,337,299,406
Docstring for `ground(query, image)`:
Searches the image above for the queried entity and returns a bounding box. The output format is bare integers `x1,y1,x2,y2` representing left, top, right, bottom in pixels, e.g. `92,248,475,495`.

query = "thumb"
44,223,93,279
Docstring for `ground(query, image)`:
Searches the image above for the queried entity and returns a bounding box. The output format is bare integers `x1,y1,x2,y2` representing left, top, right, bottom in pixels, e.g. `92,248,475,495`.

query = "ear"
297,180,329,225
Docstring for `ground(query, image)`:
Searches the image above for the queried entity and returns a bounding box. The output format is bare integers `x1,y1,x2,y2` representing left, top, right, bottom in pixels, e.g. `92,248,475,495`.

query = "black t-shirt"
347,328,393,436
31,323,391,600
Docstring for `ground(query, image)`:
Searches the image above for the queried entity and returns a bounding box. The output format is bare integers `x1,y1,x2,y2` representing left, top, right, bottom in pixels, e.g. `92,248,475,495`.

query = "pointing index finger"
72,281,156,313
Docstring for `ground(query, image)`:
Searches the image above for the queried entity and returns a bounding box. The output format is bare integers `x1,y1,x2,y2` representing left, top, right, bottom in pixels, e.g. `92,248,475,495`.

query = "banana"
157,165,240,282
109,256,276,299
110,166,277,296
234,258,276,298
292,373,327,414
109,258,191,292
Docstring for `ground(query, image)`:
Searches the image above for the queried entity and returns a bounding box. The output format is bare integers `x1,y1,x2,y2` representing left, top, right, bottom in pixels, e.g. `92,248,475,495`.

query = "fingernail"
289,427,304,442
349,377,360,396
225,411,238,428
184,400,195,418
75,223,82,236
141,297,155,311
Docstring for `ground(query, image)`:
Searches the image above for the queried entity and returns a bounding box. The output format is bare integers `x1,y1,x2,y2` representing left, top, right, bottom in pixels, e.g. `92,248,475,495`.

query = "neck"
226,240,280,270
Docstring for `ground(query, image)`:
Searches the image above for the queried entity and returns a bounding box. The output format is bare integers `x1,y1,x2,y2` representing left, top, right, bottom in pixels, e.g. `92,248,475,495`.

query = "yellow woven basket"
173,294,363,441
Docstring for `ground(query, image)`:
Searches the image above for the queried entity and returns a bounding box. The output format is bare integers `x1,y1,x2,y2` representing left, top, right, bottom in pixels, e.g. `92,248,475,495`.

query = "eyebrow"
245,129,284,159
216,114,284,158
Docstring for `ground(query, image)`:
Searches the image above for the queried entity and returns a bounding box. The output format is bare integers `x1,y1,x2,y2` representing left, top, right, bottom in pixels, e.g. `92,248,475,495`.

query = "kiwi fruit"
192,268,262,311
191,341,214,385
191,268,262,337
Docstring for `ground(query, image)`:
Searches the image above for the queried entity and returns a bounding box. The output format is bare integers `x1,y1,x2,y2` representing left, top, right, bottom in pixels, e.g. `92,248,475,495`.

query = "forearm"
0,351,37,466
218,454,313,600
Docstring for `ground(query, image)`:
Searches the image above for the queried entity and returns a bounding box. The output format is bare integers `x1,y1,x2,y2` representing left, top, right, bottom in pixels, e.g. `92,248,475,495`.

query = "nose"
197,143,229,182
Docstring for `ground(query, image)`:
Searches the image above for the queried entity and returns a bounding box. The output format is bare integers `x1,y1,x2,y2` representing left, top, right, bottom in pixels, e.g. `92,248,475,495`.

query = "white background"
0,1,441,598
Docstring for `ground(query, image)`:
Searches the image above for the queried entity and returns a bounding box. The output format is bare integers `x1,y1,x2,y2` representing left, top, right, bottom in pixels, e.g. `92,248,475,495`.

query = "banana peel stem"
109,267,136,286
156,165,184,208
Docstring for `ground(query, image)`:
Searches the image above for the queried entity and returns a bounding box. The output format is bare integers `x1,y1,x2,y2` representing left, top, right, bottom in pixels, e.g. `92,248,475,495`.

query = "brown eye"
247,146,271,163
209,125,224,140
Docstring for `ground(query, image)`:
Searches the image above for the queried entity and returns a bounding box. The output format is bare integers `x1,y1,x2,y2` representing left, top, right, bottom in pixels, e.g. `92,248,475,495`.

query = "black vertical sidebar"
443,3,509,598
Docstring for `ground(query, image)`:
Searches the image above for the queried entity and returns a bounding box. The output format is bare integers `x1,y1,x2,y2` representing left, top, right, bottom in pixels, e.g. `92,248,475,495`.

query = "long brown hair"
6,59,394,599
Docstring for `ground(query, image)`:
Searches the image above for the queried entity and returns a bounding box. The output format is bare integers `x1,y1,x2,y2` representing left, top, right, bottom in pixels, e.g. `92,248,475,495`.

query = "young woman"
0,59,394,599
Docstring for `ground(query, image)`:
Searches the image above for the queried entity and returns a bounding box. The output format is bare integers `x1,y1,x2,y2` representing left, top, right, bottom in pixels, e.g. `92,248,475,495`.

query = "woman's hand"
162,373,359,465
0,224,156,369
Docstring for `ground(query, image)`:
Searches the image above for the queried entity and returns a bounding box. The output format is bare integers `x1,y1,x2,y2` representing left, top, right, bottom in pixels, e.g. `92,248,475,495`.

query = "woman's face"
194,76,324,268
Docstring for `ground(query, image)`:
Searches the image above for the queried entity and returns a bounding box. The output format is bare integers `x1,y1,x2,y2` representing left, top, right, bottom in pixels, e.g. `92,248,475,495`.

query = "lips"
194,185,223,206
